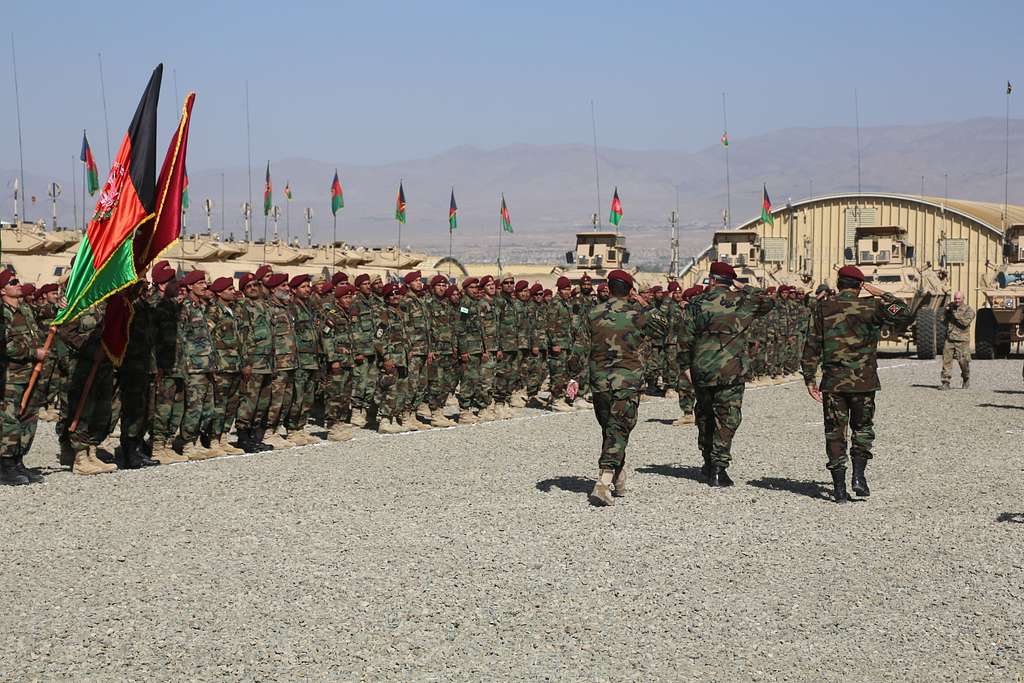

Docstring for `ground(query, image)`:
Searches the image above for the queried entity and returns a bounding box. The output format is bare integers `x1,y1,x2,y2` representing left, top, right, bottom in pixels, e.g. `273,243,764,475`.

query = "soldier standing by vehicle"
801,265,912,503
678,262,774,487
940,291,974,390
572,270,667,506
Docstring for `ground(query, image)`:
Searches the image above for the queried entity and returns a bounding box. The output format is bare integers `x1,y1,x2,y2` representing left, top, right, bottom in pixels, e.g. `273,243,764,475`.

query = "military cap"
514,280,529,292
315,281,333,295
777,285,790,294
501,274,515,284
153,260,171,272
815,283,831,295
480,275,494,286
254,264,273,281
209,276,233,293
580,273,592,284
429,274,448,287
382,283,400,297
331,272,349,286
370,274,383,284
180,270,207,287
20,283,35,297
264,273,288,289
335,284,356,297
607,269,634,287
837,265,865,282
152,267,176,285
556,276,572,289
597,283,609,293
38,283,58,296
354,273,371,286
0,270,18,288
239,273,255,289
543,288,552,296
709,261,737,281
767,286,777,294
289,274,311,289
530,283,544,295
462,277,479,289
403,270,422,284
667,281,680,292
445,284,460,298
398,284,408,295
682,285,703,299
649,285,663,294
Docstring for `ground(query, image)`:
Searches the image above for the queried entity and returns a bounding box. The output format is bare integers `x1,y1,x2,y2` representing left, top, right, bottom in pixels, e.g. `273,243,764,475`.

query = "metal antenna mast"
854,88,862,196
591,100,602,228
722,92,731,228
98,53,112,171
11,34,26,223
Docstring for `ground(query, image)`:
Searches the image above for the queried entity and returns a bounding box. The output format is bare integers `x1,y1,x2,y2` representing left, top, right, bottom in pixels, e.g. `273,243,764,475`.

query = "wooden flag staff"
19,327,56,416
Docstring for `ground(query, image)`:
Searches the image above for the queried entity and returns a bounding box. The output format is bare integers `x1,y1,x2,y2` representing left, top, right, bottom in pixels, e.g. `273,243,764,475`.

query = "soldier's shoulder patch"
887,303,902,315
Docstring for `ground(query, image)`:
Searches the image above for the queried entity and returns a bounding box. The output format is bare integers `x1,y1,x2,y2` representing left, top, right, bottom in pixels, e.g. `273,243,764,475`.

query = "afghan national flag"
500,194,512,233
331,170,344,215
395,182,406,223
1009,81,1013,95
181,166,190,209
609,187,623,226
80,132,100,196
284,181,293,201
721,131,729,147
449,189,458,231
104,91,197,364
263,162,272,216
54,64,162,327
761,184,774,225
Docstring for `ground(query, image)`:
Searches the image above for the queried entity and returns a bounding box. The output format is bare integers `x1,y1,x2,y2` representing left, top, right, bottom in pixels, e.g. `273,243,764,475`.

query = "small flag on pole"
80,132,100,196
330,171,344,216
395,182,406,223
1009,81,1014,95
500,194,512,233
263,162,272,216
182,167,190,209
449,189,458,231
721,131,729,147
761,184,774,225
284,181,293,201
609,187,623,226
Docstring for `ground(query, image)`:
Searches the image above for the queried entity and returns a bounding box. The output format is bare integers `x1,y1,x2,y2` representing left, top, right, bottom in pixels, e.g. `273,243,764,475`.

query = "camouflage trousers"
783,335,802,374
211,372,243,437
524,350,547,397
181,372,215,444
428,353,458,410
40,353,66,411
645,346,665,390
1,382,42,459
665,343,680,388
286,367,319,431
402,353,429,412
822,391,875,471
352,358,379,410
493,350,520,402
375,364,404,420
458,354,488,410
941,341,970,384
266,370,295,430
677,368,695,414
547,349,570,401
61,356,116,452
118,365,152,441
695,383,745,467
235,373,273,432
592,389,640,469
152,375,185,444
766,333,783,376
324,365,354,426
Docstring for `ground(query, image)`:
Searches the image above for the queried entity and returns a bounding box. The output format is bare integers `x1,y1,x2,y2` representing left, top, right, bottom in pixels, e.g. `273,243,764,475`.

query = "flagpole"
332,213,337,273
11,35,27,224
286,192,291,245
591,100,602,228
497,194,503,275
98,53,112,172
81,130,87,230
70,155,77,231
1004,82,1011,230
396,178,402,264
245,81,253,243
722,92,731,229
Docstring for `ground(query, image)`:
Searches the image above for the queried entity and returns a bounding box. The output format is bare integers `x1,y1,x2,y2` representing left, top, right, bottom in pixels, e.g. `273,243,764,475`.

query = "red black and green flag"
449,189,458,231
284,181,293,201
181,166,190,209
500,194,512,233
263,162,272,216
761,184,773,225
395,182,406,223
80,131,100,196
104,91,196,364
609,187,623,226
55,64,163,327
331,170,344,215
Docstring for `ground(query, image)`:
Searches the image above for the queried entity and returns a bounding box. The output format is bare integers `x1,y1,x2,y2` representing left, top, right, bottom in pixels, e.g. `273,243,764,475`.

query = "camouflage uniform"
456,296,492,411
180,297,215,445
523,299,548,399
31,299,65,413
350,292,380,415
152,294,186,448
374,301,409,421
644,298,668,392
1,300,44,460
401,290,431,414
235,296,274,437
118,291,155,447
286,296,320,432
322,298,355,426
801,290,912,471
59,304,116,452
546,295,575,401
267,294,297,431
427,294,458,411
573,296,667,469
208,297,244,439
574,289,598,398
941,302,975,386
673,301,695,413
493,292,520,404
678,285,774,471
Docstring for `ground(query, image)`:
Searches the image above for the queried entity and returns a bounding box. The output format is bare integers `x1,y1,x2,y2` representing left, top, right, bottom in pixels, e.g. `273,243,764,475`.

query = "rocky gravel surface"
2,356,1023,681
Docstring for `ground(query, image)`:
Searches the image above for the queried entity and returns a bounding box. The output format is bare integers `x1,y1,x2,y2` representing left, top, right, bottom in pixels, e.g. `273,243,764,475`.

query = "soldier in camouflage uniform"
572,269,668,506
0,271,49,485
31,283,64,421
524,284,549,407
320,284,356,441
284,275,322,445
374,283,411,433
643,286,668,395
177,271,218,460
455,277,494,423
678,261,775,487
492,275,521,418
425,277,457,427
401,270,432,429
546,277,576,411
206,277,246,456
509,281,532,408
117,280,159,468
263,273,297,449
477,276,501,421
670,285,701,426
349,274,380,428
234,272,275,451
662,282,682,401
940,291,974,390
802,265,912,503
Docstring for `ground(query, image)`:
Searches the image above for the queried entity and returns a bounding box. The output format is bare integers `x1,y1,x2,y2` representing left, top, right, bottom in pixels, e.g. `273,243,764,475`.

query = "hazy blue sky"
3,0,1022,175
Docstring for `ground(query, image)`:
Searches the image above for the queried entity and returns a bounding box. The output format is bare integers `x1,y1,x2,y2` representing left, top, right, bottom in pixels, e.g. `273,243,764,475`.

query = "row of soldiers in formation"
0,258,820,485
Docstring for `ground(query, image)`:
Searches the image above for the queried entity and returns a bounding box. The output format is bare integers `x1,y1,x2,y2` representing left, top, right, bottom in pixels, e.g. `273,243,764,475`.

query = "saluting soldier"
802,265,912,503
206,276,246,456
178,270,218,460
234,272,275,451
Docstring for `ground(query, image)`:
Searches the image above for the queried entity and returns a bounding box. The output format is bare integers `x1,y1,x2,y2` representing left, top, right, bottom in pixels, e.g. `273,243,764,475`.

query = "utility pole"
204,198,214,234
47,182,61,230
305,207,313,247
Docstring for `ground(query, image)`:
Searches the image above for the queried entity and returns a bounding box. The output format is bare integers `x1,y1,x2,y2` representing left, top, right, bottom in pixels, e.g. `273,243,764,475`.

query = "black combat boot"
15,455,44,484
831,468,851,503
125,440,158,469
0,457,30,486
851,457,870,497
708,466,734,487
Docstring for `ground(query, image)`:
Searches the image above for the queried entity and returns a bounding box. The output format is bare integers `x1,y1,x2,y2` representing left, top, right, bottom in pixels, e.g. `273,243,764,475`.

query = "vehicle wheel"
974,308,997,360
915,307,937,360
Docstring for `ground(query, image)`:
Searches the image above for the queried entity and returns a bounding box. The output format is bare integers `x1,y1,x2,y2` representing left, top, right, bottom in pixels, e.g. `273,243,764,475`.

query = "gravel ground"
2,356,1023,681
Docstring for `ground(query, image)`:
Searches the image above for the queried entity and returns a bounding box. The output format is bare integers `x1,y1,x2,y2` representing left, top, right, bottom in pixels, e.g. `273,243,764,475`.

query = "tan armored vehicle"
975,223,1024,358
844,225,949,359
553,231,633,285
687,230,814,289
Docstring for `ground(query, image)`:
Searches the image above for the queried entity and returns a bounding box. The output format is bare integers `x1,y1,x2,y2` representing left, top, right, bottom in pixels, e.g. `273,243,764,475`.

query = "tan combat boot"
203,438,228,457
477,404,498,421
72,449,107,476
612,467,627,498
217,436,245,455
509,391,527,408
403,412,430,431
263,432,292,450
431,408,455,427
458,409,480,425
589,469,616,506
284,430,308,446
672,412,696,426
350,409,367,428
152,441,187,465
377,418,407,434
664,388,679,400
87,448,118,473
326,424,354,442
182,442,213,461
415,403,432,421
550,398,574,413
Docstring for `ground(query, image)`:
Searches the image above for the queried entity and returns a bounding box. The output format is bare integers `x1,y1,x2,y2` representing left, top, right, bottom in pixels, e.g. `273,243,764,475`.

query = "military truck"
685,230,814,289
975,223,1024,358
844,226,949,359
555,230,632,284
